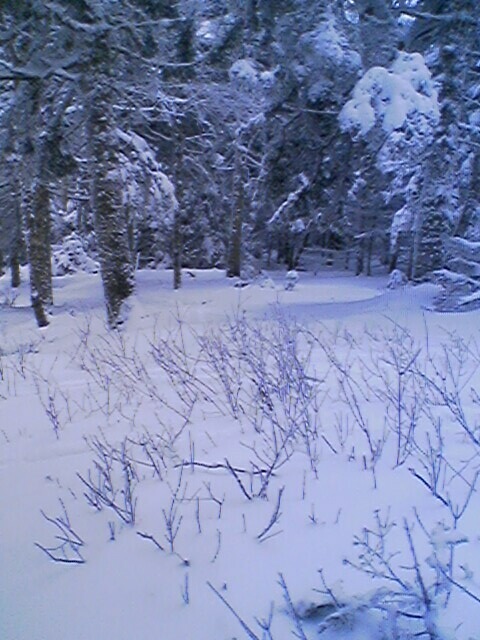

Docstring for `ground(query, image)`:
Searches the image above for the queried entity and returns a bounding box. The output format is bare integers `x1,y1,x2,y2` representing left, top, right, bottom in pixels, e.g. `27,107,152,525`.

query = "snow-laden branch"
394,6,477,25
340,52,439,137
115,128,177,208
267,173,310,226
0,56,79,82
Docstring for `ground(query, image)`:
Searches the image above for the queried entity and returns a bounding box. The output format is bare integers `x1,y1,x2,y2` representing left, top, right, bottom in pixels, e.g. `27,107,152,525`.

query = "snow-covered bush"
387,268,407,289
284,270,299,291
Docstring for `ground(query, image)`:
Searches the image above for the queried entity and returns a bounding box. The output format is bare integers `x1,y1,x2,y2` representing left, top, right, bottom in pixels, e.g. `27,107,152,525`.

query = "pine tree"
404,0,480,295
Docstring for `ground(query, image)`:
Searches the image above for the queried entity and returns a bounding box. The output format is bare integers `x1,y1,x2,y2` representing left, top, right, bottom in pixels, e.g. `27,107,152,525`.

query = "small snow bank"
340,51,439,136
284,269,299,290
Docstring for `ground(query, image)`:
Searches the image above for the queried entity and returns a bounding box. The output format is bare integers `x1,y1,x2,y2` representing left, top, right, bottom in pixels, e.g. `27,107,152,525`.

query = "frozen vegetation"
1,268,480,640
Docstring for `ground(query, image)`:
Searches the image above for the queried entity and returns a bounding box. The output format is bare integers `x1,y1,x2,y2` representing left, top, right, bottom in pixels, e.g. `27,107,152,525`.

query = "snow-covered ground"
1,269,479,640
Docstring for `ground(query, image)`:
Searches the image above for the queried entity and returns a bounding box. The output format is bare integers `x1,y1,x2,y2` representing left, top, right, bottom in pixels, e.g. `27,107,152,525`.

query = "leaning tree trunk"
87,58,134,327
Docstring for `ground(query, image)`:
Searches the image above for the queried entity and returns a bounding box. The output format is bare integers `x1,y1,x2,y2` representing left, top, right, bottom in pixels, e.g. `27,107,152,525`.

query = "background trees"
0,0,478,325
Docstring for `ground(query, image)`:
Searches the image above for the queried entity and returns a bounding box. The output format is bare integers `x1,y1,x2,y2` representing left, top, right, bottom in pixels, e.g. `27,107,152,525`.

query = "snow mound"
285,270,299,290
387,269,407,289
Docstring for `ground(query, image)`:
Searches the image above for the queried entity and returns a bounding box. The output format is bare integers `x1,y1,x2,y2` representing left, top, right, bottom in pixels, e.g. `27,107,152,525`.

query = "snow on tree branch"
267,174,310,226
340,52,440,136
115,128,177,210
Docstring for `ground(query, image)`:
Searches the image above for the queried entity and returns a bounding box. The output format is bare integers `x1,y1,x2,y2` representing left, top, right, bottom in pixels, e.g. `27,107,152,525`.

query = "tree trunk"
172,208,182,290
227,202,243,277
227,149,244,278
31,292,49,328
356,240,364,276
366,235,373,276
10,185,24,288
87,50,134,327
389,245,398,273
10,253,20,288
28,178,53,307
91,111,135,325
22,81,53,326
345,249,351,271
25,148,52,327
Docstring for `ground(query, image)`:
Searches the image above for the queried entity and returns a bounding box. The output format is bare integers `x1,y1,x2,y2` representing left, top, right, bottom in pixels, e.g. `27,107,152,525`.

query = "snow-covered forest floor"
1,269,480,640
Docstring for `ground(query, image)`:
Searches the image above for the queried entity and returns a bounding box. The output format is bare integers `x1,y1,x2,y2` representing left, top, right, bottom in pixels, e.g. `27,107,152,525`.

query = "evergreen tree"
404,0,480,293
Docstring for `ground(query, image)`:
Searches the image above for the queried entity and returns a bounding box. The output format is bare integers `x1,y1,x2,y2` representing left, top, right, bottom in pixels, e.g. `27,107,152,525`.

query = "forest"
3,3,480,640
0,0,479,327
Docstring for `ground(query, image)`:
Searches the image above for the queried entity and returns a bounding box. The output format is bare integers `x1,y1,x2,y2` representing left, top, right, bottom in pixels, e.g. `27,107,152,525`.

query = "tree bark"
87,42,135,327
28,177,53,306
227,149,244,278
10,186,24,288
10,253,20,288
23,81,53,326
90,100,135,325
172,208,182,290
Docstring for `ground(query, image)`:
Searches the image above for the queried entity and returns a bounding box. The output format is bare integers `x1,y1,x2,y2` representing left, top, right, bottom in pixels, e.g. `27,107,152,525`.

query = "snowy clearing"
1,269,480,640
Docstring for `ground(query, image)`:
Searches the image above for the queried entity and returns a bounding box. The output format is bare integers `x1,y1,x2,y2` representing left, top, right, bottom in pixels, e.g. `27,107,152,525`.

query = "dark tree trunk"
227,203,243,277
356,240,364,276
10,193,24,288
10,253,20,288
22,81,53,326
172,208,182,290
389,247,398,273
407,231,415,280
28,178,53,307
91,117,135,325
87,45,134,327
366,235,373,276
31,292,49,328
227,150,244,278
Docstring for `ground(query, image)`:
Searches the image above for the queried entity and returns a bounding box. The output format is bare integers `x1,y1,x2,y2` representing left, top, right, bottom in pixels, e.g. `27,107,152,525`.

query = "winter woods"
0,1,479,325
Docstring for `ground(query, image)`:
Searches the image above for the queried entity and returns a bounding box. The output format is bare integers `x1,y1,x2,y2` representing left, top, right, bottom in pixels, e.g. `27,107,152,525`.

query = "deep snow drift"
1,269,479,640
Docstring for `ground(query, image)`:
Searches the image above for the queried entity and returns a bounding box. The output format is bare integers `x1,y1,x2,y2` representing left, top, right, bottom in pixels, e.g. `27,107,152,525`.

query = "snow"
229,59,277,90
116,128,177,206
387,268,407,289
52,232,100,276
1,268,480,640
196,19,216,44
390,204,413,248
267,173,310,226
459,288,480,306
229,59,259,85
468,109,480,127
309,17,361,70
340,51,439,136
